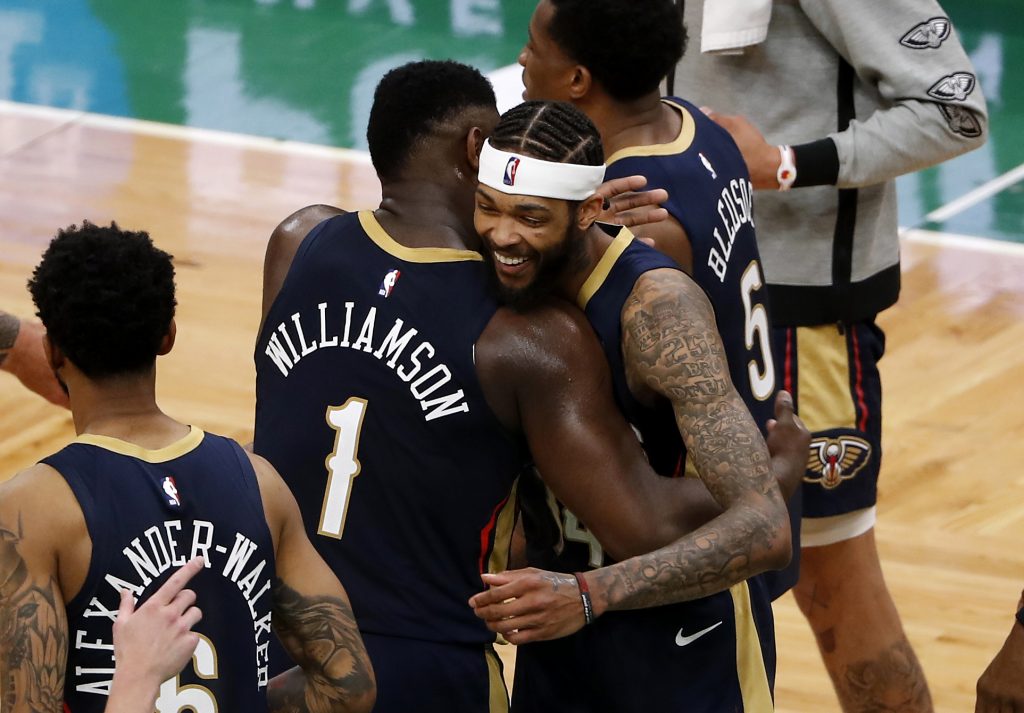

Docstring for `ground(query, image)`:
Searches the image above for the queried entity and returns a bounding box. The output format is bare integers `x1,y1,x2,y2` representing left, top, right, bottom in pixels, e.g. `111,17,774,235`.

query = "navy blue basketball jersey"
47,428,274,713
254,211,525,646
603,97,777,435
603,98,800,598
513,232,776,713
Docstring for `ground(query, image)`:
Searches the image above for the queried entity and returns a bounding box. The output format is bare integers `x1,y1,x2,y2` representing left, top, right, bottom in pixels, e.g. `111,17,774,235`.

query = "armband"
573,572,595,625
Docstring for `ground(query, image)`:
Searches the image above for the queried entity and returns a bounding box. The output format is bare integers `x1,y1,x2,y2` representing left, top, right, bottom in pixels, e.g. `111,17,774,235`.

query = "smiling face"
518,0,578,102
474,183,588,310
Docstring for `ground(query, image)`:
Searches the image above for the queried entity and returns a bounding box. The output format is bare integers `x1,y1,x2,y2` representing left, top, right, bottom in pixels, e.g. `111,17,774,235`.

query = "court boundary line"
0,100,373,164
923,160,1024,223
4,100,1021,256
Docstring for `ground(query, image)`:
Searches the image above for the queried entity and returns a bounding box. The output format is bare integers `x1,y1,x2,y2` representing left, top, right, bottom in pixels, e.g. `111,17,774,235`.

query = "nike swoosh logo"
674,620,724,647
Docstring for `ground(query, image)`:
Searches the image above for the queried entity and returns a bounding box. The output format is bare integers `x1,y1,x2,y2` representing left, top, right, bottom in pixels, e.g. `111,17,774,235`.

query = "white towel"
701,0,772,55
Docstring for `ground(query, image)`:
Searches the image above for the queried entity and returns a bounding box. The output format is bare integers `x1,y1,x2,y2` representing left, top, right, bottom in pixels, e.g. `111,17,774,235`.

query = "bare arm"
469,281,794,642
251,455,375,713
0,472,69,713
585,268,789,611
260,205,346,333
476,302,719,561
976,592,1024,713
0,310,69,407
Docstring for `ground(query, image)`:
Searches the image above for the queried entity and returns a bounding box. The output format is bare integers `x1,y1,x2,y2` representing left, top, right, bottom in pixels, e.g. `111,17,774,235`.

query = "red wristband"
573,572,594,625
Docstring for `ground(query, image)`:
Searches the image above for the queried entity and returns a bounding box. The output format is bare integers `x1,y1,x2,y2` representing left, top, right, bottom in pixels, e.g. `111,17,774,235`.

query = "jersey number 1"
319,398,369,539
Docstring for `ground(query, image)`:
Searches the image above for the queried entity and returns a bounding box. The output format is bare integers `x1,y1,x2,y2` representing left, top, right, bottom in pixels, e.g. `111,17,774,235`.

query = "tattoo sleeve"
0,517,68,713
268,578,374,713
590,270,789,612
0,311,20,368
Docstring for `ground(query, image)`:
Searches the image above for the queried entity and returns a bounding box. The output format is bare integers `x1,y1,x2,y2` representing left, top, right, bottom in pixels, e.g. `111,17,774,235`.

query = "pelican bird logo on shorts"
927,72,976,102
503,157,521,186
804,436,871,490
900,17,950,49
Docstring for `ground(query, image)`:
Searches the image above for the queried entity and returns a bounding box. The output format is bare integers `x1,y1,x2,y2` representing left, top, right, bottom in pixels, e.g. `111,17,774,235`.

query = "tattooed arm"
250,455,375,713
586,268,790,611
0,310,69,407
0,468,72,713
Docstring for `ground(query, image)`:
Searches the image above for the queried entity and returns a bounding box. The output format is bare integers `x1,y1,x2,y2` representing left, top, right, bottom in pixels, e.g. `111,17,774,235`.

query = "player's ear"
157,319,176,356
466,126,486,173
576,193,604,230
43,334,64,372
568,64,592,101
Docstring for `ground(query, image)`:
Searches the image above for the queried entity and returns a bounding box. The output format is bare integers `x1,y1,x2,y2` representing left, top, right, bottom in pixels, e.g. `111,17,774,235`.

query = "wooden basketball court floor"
1,100,1022,712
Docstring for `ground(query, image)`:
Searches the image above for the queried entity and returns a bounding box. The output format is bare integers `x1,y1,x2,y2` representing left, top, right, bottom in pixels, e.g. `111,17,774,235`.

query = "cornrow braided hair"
489,100,604,166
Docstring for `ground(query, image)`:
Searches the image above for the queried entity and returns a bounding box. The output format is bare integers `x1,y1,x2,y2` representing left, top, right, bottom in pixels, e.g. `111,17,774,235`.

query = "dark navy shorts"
774,320,885,546
511,579,776,713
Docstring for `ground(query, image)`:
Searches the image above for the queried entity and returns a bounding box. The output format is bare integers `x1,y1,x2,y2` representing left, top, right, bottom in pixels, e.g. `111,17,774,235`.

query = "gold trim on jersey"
576,226,634,310
486,478,519,575
74,427,205,463
485,646,510,713
794,324,858,431
358,211,483,263
729,581,774,712
604,99,696,165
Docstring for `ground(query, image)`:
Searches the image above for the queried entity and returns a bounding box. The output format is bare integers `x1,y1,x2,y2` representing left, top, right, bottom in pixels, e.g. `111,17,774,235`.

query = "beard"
485,220,589,312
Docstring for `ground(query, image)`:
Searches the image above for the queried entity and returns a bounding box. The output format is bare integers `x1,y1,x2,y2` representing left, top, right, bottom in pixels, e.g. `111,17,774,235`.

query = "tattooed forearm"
268,578,374,713
593,270,790,611
0,311,19,368
0,519,68,712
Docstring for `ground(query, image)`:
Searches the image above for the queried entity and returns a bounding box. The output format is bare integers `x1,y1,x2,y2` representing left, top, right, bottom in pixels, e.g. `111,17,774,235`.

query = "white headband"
478,140,606,201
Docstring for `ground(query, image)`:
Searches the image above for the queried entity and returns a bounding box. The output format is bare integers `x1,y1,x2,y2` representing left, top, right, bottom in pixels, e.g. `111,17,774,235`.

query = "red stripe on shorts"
850,327,869,432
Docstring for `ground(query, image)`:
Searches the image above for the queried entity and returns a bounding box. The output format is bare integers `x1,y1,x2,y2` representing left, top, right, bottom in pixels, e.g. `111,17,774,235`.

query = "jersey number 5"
319,398,369,539
740,261,775,400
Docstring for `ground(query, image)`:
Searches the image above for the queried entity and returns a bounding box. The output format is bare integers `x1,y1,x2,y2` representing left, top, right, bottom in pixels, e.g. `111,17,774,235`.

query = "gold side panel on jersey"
605,100,696,165
485,646,510,713
74,427,205,463
730,581,774,712
794,325,858,431
577,227,635,310
358,211,483,263
486,478,520,575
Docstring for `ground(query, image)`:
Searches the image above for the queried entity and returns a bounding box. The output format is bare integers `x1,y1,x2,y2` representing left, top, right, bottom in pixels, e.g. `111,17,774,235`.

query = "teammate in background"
0,309,69,406
0,222,374,713
470,100,789,712
515,0,800,599
669,1,987,709
975,592,1024,712
255,61,803,712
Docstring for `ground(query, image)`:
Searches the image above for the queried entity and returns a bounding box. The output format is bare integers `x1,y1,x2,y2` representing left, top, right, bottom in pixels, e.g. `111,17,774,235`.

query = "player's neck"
68,371,187,446
559,224,618,300
377,179,479,251
599,93,680,158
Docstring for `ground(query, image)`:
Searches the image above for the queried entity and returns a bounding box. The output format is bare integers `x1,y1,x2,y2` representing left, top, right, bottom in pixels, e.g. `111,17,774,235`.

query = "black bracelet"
573,572,594,625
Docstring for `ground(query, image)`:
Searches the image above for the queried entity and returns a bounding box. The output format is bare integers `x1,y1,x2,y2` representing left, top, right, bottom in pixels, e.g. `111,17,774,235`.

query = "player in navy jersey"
0,222,374,713
516,0,801,601
255,61,806,713
469,101,793,712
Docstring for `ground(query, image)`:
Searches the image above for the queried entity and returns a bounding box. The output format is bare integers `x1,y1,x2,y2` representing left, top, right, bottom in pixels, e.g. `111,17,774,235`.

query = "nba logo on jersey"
378,269,401,298
504,157,521,186
162,476,181,508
